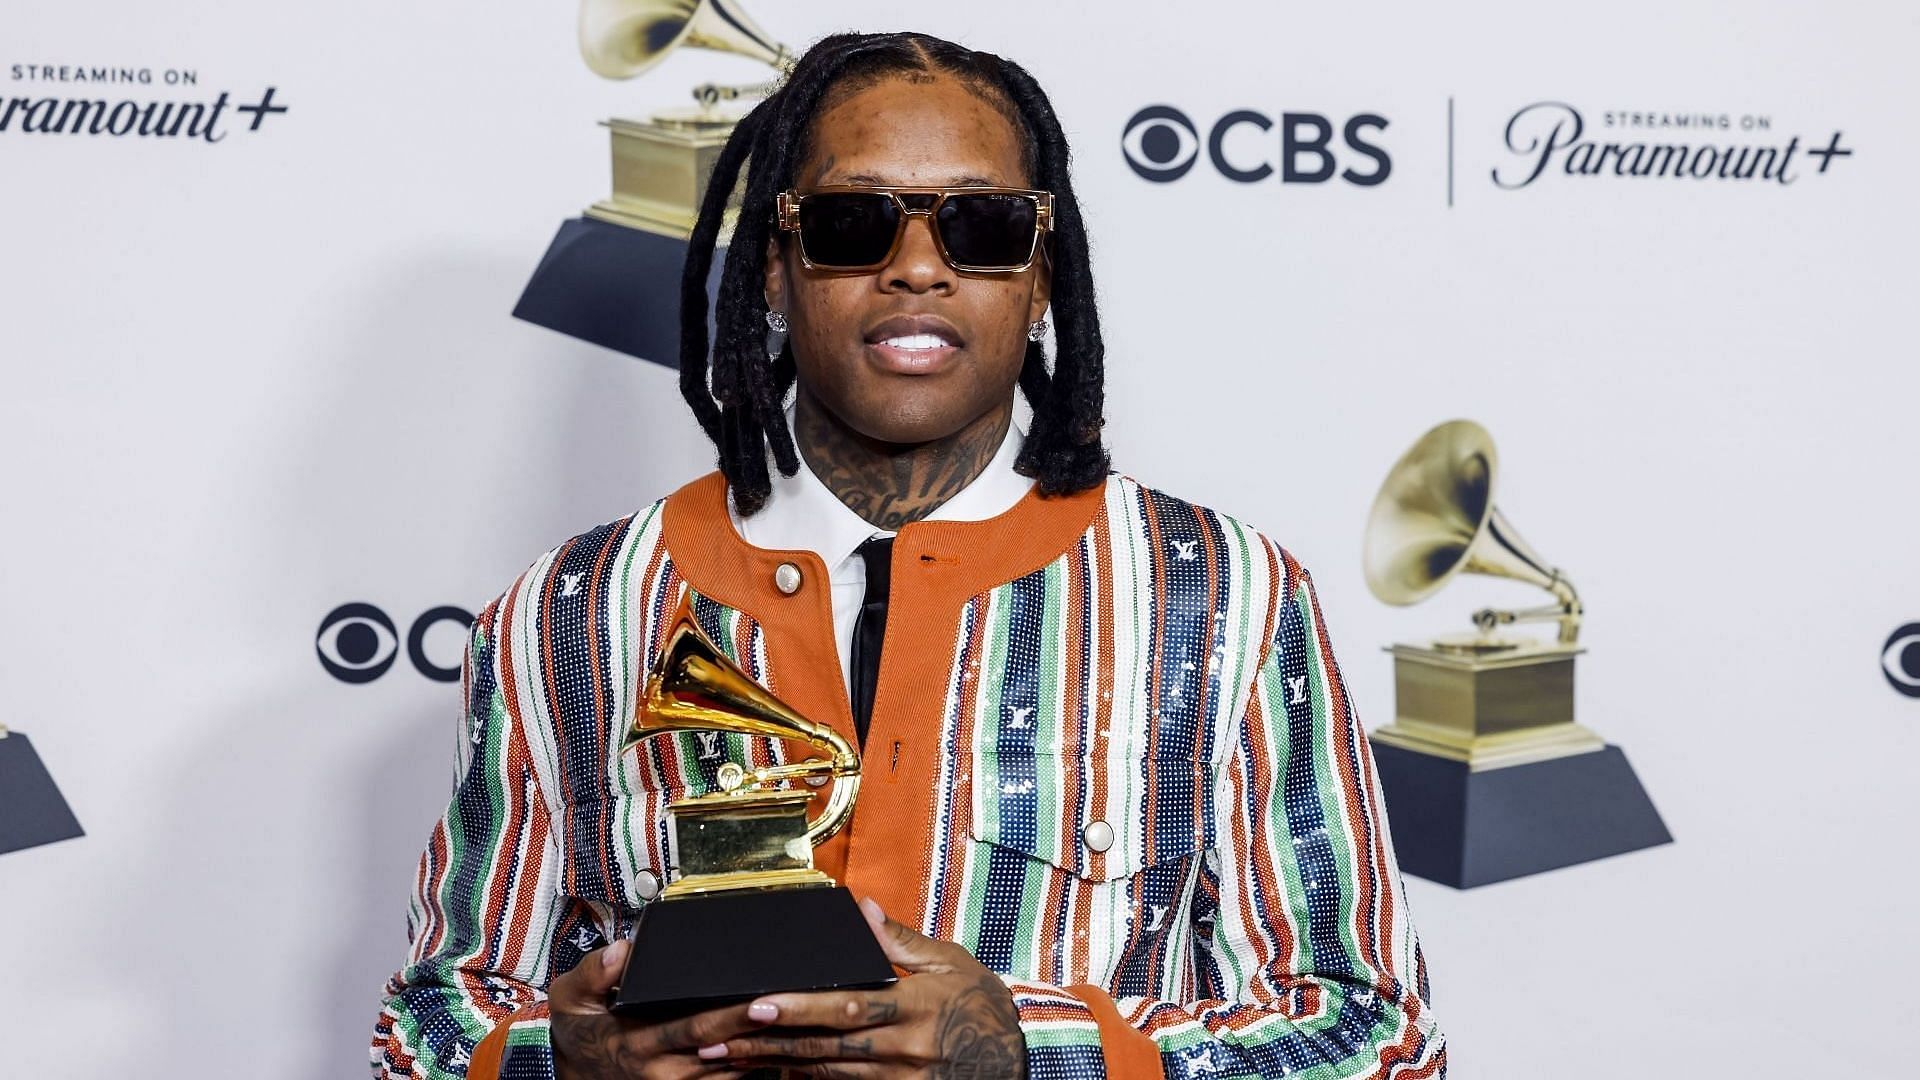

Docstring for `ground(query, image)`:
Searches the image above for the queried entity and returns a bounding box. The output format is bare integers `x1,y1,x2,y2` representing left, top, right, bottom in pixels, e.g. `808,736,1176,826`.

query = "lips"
863,313,964,375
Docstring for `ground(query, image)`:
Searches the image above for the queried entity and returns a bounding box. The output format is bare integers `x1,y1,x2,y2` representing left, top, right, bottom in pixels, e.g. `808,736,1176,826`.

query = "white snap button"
1082,819,1114,854
634,869,662,901
774,563,803,595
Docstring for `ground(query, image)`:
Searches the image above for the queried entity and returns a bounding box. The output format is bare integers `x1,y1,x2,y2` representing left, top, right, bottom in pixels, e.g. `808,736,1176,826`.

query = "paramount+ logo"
1121,105,1391,186
3,63,289,142
317,603,474,685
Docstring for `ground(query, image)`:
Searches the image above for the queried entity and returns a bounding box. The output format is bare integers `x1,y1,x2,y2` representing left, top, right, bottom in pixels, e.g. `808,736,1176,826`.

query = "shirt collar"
732,407,1033,570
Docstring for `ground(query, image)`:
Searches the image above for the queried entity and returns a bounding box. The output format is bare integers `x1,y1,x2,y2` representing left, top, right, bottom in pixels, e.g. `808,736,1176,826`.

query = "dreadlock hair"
677,30,1109,516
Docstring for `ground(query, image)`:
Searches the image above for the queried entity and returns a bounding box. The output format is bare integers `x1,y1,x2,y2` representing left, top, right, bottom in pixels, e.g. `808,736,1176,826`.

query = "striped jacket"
371,471,1446,1079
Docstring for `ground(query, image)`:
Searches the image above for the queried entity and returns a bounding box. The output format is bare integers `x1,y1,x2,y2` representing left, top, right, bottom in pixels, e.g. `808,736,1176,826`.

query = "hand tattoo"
931,975,1026,1080
553,1013,655,1079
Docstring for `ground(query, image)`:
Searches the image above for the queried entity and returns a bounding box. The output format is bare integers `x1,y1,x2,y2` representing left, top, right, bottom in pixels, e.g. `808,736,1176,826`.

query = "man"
374,31,1445,1080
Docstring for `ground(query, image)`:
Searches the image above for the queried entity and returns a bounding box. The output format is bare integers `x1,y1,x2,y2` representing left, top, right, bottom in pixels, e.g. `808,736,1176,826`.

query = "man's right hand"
550,940,768,1080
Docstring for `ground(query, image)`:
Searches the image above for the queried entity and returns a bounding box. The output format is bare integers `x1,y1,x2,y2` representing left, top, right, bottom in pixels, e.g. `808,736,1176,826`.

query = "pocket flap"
967,751,1209,883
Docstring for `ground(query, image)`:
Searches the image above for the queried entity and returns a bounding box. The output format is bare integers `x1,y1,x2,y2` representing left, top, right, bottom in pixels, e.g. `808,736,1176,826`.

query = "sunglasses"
775,186,1054,273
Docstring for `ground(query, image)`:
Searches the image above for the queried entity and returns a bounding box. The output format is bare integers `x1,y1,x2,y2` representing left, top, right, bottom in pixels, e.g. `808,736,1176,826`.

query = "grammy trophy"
1361,420,1671,887
609,614,896,1019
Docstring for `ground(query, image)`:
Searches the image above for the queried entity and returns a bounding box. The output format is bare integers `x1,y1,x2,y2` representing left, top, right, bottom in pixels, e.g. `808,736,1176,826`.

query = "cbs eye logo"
316,602,474,684
1121,104,1391,185
1884,623,1920,699
1122,106,1204,182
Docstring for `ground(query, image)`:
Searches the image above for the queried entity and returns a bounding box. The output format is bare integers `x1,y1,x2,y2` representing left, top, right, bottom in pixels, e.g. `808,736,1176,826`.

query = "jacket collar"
664,461,1106,624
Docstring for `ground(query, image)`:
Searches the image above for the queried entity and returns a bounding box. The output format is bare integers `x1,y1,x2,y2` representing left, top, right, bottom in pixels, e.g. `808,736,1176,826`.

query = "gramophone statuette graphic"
1362,420,1670,888
611,614,895,1018
577,0,792,240
514,0,792,366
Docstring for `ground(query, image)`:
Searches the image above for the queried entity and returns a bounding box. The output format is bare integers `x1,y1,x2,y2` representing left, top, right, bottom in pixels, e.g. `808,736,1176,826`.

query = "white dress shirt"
728,409,1034,693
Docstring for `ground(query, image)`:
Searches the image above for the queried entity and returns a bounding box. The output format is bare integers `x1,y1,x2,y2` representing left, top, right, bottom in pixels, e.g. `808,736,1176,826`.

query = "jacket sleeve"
370,595,582,1080
1000,563,1446,1080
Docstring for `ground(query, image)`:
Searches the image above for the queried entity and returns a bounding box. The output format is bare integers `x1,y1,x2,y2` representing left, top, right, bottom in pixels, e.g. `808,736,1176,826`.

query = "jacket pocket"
960,749,1212,989
966,749,1211,880
560,791,674,913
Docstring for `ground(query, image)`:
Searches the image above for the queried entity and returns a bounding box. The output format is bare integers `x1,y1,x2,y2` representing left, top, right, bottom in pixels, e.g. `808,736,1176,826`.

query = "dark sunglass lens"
797,193,898,266
936,194,1037,268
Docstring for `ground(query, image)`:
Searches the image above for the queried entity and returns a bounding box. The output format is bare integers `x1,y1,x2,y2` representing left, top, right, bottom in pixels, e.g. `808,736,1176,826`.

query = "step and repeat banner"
3,2,1915,1077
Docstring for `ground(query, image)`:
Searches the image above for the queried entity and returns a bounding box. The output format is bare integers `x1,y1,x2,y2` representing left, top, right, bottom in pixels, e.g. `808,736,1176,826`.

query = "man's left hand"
697,896,1027,1079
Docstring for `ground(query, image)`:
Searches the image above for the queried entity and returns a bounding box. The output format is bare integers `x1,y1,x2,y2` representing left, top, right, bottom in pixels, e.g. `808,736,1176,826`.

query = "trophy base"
611,884,898,1020
0,731,85,856
512,216,724,368
1371,741,1671,888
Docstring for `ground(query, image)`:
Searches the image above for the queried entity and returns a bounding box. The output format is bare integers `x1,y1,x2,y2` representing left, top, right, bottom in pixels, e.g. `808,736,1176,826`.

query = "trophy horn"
1362,419,1583,645
578,0,792,81
624,614,860,845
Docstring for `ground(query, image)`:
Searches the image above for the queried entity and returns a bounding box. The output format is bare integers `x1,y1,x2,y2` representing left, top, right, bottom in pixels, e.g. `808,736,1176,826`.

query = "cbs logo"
1122,105,1391,185
316,603,474,684
1884,623,1920,699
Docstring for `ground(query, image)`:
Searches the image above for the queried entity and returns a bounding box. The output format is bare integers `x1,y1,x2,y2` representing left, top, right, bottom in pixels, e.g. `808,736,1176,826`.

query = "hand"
550,939,766,1080
695,897,1027,1079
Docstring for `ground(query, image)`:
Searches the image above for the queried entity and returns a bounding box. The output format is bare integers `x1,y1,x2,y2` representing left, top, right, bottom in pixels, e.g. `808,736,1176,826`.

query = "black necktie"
850,535,893,748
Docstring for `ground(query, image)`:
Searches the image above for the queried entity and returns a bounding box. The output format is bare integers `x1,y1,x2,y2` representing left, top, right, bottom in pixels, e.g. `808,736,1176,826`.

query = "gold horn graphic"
624,614,860,853
579,0,791,84
573,0,793,239
1363,418,1583,649
1361,419,1602,770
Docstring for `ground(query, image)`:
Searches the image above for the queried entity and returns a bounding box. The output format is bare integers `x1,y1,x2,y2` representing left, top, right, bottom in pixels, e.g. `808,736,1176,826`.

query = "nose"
880,208,954,296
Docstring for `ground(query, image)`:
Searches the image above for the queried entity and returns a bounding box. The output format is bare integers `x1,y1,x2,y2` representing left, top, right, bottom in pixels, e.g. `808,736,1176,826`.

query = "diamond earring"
1027,318,1048,342
765,309,789,360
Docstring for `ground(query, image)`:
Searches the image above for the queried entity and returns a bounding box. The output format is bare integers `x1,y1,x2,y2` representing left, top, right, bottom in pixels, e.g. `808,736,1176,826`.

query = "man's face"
765,75,1051,446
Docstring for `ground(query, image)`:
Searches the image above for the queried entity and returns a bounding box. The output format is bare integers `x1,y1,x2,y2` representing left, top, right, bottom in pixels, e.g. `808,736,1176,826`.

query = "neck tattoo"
795,393,1011,531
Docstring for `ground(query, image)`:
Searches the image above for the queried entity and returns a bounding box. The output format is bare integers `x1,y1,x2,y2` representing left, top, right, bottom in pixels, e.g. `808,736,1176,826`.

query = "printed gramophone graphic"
611,613,895,1018
1362,420,1670,888
514,0,793,368
0,723,84,856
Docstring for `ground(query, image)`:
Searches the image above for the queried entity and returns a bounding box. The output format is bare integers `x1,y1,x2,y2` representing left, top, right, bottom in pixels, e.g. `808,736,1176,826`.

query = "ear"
763,235,788,315
1027,241,1052,326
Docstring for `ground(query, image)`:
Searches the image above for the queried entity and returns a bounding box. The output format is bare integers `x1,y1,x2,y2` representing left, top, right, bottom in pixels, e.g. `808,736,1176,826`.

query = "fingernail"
748,1000,779,1022
697,1043,728,1060
859,896,885,926
601,941,625,971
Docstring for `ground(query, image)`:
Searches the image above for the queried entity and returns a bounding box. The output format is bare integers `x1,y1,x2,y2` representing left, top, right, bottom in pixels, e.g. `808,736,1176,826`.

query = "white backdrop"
3,2,1916,1076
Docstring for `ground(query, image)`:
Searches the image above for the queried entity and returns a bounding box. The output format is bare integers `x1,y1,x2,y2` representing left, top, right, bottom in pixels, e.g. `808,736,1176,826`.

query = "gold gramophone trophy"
578,0,794,240
512,1,791,361
1361,420,1669,888
610,614,896,1018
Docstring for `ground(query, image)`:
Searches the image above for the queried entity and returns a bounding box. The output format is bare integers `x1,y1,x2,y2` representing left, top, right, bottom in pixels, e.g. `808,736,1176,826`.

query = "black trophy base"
511,216,723,369
1372,742,1672,889
612,885,897,1021
0,732,85,856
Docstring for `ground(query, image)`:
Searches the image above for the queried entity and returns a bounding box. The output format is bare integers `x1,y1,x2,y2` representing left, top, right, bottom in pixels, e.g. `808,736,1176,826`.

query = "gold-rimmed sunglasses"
775,186,1054,273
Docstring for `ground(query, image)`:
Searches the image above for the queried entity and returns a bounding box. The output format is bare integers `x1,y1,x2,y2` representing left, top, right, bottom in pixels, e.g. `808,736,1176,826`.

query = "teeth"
881,333,950,350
